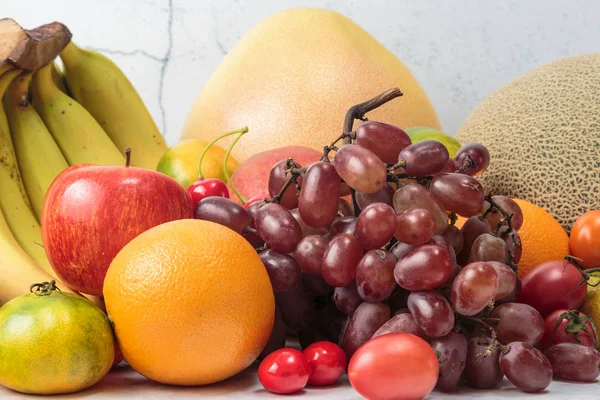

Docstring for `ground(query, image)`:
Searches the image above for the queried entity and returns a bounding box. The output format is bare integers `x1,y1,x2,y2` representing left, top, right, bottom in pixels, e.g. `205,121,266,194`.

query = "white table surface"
1,363,598,399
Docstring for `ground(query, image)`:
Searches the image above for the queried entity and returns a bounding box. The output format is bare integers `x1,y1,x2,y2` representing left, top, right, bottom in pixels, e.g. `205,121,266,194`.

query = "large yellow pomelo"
181,7,440,162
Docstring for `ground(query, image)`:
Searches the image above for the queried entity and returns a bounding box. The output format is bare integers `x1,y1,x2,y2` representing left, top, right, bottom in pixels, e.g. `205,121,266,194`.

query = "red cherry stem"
197,126,248,179
223,127,249,203
124,147,132,167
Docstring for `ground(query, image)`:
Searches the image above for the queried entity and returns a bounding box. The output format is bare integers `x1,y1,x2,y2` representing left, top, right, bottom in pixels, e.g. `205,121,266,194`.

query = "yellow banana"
4,72,69,221
0,63,12,77
31,63,125,166
50,61,69,94
60,41,167,169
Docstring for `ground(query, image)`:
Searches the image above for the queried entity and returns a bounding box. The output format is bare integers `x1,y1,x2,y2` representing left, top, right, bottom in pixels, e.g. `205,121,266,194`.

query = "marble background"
4,0,599,145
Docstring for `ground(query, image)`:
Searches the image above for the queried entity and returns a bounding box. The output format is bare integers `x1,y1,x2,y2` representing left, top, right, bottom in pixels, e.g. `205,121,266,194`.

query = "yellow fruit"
456,54,600,232
103,219,275,386
0,282,114,395
581,275,600,349
181,8,440,162
156,139,238,188
405,126,462,157
512,199,570,278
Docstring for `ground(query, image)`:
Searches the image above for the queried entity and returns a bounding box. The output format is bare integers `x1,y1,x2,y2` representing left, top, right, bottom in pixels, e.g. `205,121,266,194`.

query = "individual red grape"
488,261,517,300
483,195,524,231
498,277,522,304
498,226,522,263
430,173,485,217
499,342,552,393
258,348,311,394
468,233,508,263
275,281,317,331
544,343,600,382
329,216,357,236
439,157,459,173
389,241,414,260
302,274,333,297
299,161,341,228
354,121,412,164
338,198,354,217
342,302,390,358
464,336,503,389
268,160,300,209
392,183,447,234
441,224,464,255
260,249,302,292
255,203,302,253
372,313,427,339
194,196,251,234
303,341,347,386
355,203,396,250
259,305,287,360
430,332,468,392
356,250,397,303
408,290,455,337
333,281,362,315
395,208,436,245
454,143,490,176
451,261,498,316
295,235,329,275
321,234,363,287
490,303,544,345
356,183,394,210
333,144,386,194
290,208,328,237
398,140,449,177
244,192,269,209
539,309,598,350
457,216,492,265
394,244,454,291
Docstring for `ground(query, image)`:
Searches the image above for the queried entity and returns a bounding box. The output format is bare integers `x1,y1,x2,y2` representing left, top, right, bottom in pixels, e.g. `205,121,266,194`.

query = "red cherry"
188,178,229,205
303,341,347,386
258,348,311,394
244,192,270,209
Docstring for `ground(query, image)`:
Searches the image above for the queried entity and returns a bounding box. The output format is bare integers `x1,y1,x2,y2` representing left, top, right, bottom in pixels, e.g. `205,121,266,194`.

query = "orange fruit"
512,198,569,278
103,219,275,386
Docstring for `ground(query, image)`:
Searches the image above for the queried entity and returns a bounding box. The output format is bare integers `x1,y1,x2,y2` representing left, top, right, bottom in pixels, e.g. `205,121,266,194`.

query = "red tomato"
539,309,598,350
348,333,438,400
258,348,311,394
303,341,347,386
570,210,600,268
518,260,586,317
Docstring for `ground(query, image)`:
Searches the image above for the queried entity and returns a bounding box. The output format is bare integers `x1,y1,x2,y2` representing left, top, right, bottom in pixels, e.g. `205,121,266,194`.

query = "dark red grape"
333,281,363,315
398,140,449,177
372,313,427,339
498,277,522,304
342,302,390,358
464,336,503,389
354,121,411,164
339,183,352,197
491,303,544,345
439,157,459,174
468,233,508,263
408,290,455,337
294,235,329,275
275,281,317,331
260,249,302,292
544,343,600,382
488,261,517,300
430,173,485,217
451,261,498,316
333,144,386,194
389,241,414,260
395,208,436,245
259,305,287,360
356,250,397,303
394,244,454,291
268,160,300,209
321,234,363,287
302,274,333,297
392,183,447,234
329,216,357,236
299,161,341,228
441,224,464,255
290,208,329,237
499,342,552,393
355,203,396,250
483,195,524,231
338,198,354,217
255,203,302,253
356,183,394,210
454,143,490,176
430,332,468,392
458,216,492,265
194,196,250,234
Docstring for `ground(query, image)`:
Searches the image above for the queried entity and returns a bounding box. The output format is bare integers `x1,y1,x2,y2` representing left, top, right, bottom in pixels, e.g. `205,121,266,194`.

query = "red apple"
42,163,194,295
228,146,322,204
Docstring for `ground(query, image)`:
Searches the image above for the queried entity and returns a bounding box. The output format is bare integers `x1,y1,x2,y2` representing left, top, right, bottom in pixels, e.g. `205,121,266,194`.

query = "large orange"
103,219,275,386
512,199,569,278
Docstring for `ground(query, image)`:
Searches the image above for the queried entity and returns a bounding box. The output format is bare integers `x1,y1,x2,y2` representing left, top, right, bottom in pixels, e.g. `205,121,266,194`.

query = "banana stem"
223,127,249,204
196,127,248,179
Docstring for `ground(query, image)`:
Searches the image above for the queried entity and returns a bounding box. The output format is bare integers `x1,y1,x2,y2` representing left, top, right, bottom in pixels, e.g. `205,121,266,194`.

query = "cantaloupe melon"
181,7,440,162
456,54,600,232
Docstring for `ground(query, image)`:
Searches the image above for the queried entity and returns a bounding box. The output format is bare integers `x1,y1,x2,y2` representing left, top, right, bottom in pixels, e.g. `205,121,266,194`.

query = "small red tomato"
244,192,269,209
518,260,587,317
188,178,229,205
303,341,347,386
348,333,439,400
258,348,311,394
539,309,598,350
570,210,600,268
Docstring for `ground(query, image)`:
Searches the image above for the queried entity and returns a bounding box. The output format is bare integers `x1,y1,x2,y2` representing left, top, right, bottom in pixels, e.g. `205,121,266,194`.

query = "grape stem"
457,155,476,174
267,159,306,204
322,133,351,161
484,195,520,270
459,314,498,343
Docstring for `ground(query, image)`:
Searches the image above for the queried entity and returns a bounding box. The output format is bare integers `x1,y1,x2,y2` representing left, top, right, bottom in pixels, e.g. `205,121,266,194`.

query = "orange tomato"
570,210,600,268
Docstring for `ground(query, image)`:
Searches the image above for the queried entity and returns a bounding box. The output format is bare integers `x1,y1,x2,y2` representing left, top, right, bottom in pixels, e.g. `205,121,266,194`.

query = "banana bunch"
0,38,167,305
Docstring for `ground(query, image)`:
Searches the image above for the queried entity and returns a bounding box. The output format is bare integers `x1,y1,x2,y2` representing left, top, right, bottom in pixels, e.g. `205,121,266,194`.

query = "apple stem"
124,147,132,167
223,127,249,204
196,126,249,179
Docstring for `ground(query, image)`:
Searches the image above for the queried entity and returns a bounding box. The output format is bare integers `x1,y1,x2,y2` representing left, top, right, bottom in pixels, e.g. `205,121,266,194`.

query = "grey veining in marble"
4,0,600,145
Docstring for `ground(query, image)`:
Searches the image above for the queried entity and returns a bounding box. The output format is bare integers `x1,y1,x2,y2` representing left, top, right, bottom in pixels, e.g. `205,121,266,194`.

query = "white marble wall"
4,0,599,145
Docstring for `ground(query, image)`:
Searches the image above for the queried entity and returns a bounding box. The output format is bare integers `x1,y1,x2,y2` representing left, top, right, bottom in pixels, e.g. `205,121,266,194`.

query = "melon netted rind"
456,53,600,233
